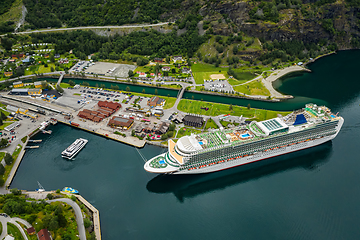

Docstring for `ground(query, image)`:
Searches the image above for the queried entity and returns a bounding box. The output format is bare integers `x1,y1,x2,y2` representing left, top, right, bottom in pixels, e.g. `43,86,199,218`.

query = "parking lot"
204,79,233,93
70,61,136,78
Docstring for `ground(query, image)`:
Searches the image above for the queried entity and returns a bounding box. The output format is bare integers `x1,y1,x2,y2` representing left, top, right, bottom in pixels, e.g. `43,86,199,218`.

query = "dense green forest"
26,28,205,59
23,0,191,29
0,0,16,15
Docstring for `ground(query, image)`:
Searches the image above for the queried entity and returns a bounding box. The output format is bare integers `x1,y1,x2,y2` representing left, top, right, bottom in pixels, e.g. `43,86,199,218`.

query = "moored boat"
62,187,79,194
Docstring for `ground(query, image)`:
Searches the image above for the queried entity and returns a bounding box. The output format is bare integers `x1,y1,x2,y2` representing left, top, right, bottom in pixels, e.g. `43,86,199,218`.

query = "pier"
28,139,42,143
25,146,39,149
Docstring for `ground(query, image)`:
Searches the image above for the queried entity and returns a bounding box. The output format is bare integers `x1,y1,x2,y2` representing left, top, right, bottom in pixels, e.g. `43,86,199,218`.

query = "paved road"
47,198,86,240
2,22,171,36
0,215,30,240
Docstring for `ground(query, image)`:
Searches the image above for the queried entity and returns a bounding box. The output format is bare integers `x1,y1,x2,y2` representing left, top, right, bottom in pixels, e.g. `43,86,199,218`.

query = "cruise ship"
61,138,88,160
144,104,344,174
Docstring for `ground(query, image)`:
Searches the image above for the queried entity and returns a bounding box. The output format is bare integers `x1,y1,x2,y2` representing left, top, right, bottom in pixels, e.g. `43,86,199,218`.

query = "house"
162,66,171,71
134,124,145,133
34,81,42,88
4,236,15,240
98,101,121,111
13,81,24,88
147,96,165,108
37,229,51,240
183,115,204,128
154,122,170,135
143,124,155,133
173,56,183,61
151,108,164,117
139,72,147,78
108,116,134,129
182,67,191,74
172,113,184,124
4,72,13,77
11,54,18,59
54,53,60,58
28,88,42,95
154,58,163,63
22,56,31,63
44,54,49,58
10,88,29,95
26,227,36,235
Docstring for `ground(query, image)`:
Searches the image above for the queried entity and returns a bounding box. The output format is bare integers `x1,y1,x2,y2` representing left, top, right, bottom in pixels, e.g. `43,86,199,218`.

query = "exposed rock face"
196,0,360,49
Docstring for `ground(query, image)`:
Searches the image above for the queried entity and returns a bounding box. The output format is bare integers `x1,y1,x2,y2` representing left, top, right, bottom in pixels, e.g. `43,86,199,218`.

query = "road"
2,22,171,36
47,198,86,240
0,215,31,240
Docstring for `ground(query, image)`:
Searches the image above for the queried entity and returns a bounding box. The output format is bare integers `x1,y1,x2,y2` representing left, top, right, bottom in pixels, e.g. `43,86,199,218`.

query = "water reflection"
147,142,333,202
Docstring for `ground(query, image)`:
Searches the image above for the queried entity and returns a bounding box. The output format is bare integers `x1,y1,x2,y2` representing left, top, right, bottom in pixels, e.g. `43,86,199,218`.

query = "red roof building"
37,229,51,240
98,101,121,111
26,227,36,235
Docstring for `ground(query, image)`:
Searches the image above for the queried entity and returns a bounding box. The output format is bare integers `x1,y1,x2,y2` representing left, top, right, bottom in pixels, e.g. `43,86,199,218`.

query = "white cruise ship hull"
145,116,343,175
173,134,334,174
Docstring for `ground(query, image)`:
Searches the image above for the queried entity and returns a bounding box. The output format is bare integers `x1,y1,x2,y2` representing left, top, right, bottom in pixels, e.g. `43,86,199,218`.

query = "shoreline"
262,65,311,99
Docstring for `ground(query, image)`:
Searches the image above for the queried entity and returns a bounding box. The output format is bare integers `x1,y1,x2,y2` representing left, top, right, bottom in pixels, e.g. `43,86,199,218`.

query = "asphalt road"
1,22,171,36
0,215,30,240
47,198,86,240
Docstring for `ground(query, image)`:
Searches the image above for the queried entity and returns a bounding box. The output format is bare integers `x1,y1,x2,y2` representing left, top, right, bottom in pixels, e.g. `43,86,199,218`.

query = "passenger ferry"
61,138,88,160
144,104,344,174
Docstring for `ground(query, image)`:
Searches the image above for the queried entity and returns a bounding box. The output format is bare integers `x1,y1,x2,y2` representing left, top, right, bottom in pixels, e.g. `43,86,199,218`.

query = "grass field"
176,127,202,139
7,223,25,240
191,63,229,84
60,83,71,88
0,0,22,24
205,118,219,130
0,122,15,130
233,80,271,96
25,63,56,75
178,99,290,121
3,144,22,185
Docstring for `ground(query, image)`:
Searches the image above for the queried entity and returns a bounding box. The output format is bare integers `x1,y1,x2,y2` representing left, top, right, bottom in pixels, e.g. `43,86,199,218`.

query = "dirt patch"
210,74,226,80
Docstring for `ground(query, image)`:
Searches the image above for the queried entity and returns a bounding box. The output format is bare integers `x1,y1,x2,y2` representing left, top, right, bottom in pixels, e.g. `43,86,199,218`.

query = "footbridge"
57,74,64,86
170,87,186,111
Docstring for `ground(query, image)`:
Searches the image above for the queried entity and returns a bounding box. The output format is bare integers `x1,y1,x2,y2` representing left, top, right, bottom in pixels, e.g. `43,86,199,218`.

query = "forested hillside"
23,0,194,29
1,0,360,49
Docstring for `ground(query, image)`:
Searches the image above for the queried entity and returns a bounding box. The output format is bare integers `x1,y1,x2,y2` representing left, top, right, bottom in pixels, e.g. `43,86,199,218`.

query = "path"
2,22,171,36
57,74,64,86
0,215,30,240
47,198,86,240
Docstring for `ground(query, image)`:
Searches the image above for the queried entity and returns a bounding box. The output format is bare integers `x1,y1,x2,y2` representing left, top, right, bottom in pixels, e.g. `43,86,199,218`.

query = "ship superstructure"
61,138,88,160
144,104,344,174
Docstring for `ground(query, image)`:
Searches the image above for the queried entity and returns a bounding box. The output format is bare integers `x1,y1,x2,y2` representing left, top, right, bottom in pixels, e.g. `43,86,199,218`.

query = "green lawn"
178,99,291,120
233,80,271,96
3,144,22,186
7,223,25,240
230,70,257,82
25,63,56,75
191,63,230,84
0,122,15,130
220,120,232,128
60,83,71,88
205,118,219,130
176,127,202,139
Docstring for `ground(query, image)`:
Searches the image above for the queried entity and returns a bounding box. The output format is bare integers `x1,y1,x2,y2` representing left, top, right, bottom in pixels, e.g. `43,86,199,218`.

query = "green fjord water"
12,50,360,239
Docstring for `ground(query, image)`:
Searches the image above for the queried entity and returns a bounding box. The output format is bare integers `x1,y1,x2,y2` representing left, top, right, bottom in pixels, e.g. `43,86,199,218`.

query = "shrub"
47,193,54,200
21,136,28,143
4,153,13,165
0,164,5,175
84,218,92,228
